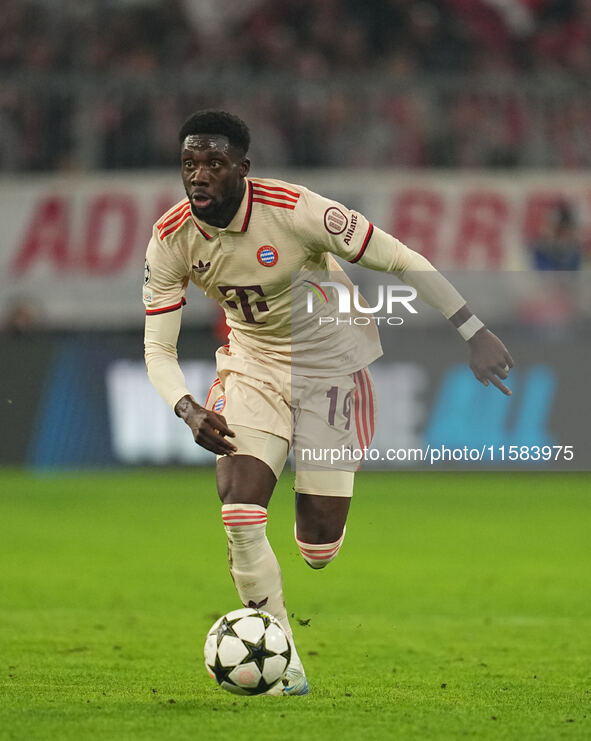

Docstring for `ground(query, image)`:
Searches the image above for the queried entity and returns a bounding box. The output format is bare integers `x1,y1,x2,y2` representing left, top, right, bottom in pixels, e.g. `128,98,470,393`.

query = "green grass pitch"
0,469,590,740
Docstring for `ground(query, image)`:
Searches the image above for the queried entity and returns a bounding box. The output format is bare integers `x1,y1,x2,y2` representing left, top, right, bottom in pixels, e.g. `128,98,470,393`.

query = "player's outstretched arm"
175,395,237,455
294,189,514,395
449,305,514,396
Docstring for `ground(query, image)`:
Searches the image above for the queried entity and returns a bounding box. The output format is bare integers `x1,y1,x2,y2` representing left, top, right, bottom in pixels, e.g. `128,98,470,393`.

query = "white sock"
222,503,292,639
295,525,346,569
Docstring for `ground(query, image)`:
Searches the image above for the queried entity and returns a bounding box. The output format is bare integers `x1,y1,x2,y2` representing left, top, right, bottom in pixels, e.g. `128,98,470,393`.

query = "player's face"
181,134,250,224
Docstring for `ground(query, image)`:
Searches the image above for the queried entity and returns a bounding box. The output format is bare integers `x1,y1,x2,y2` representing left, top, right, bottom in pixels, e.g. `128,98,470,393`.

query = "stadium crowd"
1,0,590,170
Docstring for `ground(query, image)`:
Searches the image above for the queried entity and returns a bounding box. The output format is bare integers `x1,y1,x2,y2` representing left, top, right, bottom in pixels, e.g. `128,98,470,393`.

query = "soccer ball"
204,608,291,695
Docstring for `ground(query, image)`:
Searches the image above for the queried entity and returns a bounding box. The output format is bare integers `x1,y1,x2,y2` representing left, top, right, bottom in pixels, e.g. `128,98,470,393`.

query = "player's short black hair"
178,110,250,155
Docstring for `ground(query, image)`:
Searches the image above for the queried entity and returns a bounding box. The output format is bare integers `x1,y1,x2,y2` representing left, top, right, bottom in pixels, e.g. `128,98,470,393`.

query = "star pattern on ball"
214,616,240,647
208,651,237,687
241,634,278,674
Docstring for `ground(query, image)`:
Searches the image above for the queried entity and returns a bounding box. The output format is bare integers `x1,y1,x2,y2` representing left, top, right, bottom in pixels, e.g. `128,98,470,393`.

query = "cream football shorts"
204,346,377,497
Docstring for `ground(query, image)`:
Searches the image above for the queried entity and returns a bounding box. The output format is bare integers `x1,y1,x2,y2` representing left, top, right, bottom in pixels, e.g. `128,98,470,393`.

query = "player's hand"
174,395,237,455
467,328,514,396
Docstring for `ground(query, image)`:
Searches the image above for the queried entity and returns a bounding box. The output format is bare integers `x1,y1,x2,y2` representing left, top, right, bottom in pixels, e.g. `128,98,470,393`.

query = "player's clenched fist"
174,395,237,455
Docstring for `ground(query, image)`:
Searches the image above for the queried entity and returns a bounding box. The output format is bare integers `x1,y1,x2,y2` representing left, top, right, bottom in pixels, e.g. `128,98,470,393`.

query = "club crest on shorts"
213,396,226,412
257,245,278,267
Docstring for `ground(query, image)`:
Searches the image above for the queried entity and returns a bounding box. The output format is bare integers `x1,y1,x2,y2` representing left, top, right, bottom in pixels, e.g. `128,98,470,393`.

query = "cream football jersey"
143,177,464,376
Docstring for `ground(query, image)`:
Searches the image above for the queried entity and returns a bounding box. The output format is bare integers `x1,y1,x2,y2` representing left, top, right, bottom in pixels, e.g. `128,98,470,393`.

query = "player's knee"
295,527,346,570
216,455,276,506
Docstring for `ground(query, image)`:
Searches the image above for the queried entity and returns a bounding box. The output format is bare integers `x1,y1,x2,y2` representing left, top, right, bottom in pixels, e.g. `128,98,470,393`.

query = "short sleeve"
293,188,375,264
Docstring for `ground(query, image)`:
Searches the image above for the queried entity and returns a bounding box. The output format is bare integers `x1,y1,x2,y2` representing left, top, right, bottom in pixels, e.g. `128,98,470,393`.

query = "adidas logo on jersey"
193,260,211,273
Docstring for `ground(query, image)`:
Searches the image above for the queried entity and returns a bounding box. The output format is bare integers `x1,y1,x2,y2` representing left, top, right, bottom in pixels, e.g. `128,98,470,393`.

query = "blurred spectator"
2,298,42,336
530,202,585,271
2,0,591,170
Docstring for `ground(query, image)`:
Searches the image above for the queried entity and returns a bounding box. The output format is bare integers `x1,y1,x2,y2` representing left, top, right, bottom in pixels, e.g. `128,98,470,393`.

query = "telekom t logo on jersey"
305,280,418,319
218,285,269,324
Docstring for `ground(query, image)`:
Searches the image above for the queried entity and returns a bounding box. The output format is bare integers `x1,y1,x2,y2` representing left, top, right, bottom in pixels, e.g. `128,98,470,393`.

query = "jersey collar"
226,179,253,233
190,179,253,239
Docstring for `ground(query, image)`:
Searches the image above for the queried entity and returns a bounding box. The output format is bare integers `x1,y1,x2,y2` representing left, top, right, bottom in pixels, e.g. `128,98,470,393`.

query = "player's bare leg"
216,454,275,507
295,493,350,569
217,455,309,695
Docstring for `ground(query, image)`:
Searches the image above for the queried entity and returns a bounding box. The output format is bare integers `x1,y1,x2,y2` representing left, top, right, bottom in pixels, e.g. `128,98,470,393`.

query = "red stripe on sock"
222,508,266,513
223,518,268,527
297,543,341,556
223,517,267,522
301,551,340,560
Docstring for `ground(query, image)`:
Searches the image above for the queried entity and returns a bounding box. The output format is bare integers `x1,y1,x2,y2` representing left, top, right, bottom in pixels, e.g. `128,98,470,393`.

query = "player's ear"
239,157,250,177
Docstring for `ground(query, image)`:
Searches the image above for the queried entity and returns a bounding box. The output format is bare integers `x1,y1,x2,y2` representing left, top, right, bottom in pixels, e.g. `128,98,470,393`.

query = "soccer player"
143,110,513,695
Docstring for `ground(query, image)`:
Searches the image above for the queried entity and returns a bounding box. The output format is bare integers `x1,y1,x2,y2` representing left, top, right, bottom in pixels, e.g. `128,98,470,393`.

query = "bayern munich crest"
213,396,226,413
257,245,278,267
324,207,348,235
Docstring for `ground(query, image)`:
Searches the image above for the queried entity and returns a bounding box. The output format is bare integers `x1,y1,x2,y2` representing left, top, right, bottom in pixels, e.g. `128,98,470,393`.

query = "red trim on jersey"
205,378,221,408
158,206,190,239
160,211,192,239
252,197,297,210
250,181,300,199
191,217,212,240
349,223,374,264
158,202,190,230
252,188,299,204
145,297,186,315
241,180,254,232
156,200,190,229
